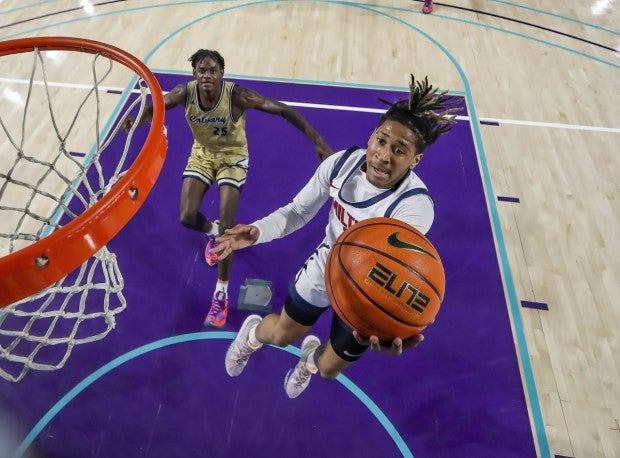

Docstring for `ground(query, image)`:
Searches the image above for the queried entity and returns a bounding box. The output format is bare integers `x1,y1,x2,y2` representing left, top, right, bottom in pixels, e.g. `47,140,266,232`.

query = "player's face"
365,120,422,188
193,57,224,92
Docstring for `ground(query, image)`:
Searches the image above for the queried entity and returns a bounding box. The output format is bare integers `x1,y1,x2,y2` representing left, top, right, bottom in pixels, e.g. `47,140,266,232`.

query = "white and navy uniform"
252,147,434,360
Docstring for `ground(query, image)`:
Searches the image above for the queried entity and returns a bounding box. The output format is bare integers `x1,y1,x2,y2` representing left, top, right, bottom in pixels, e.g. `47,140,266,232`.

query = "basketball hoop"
0,37,166,381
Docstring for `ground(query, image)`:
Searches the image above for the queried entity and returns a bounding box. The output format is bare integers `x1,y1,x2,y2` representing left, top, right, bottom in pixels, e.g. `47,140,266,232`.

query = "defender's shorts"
183,142,249,190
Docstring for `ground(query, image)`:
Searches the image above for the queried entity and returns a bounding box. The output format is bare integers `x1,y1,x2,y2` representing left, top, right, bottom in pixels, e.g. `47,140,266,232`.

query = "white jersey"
253,147,434,246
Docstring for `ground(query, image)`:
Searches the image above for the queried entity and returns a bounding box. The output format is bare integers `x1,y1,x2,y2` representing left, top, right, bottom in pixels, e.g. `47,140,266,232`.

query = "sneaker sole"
225,340,244,377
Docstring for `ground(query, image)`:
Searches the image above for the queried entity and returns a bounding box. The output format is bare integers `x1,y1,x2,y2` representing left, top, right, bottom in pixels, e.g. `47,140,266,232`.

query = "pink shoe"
204,235,218,267
204,291,228,327
422,0,433,13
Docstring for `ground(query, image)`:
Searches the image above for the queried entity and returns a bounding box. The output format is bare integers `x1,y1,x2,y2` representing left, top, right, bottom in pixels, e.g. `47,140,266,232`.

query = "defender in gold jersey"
122,49,333,327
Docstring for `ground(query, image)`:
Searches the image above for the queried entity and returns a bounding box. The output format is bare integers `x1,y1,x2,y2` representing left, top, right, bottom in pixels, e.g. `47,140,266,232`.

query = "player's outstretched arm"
353,331,424,356
212,224,260,260
121,83,187,132
233,86,334,161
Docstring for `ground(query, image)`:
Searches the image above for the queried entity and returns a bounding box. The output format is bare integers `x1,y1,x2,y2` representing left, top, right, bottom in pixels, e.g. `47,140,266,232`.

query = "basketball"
325,217,445,341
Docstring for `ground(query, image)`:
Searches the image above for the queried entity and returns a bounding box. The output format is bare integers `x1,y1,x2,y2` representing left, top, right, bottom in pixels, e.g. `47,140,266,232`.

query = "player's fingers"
214,234,230,244
211,241,224,253
369,336,382,352
402,333,424,351
223,225,252,236
353,330,370,345
391,338,403,356
215,246,231,260
211,240,230,257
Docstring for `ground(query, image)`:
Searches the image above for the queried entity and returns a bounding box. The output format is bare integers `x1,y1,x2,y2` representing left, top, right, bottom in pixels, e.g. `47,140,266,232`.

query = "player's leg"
272,244,350,397
204,156,246,327
422,0,433,14
215,184,241,278
179,177,213,231
314,342,354,379
204,184,241,327
284,314,368,398
225,245,330,376
225,308,312,377
180,143,217,233
256,307,313,346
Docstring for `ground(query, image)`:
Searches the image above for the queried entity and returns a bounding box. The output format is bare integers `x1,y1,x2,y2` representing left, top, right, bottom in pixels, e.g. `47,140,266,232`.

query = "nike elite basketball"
325,217,445,341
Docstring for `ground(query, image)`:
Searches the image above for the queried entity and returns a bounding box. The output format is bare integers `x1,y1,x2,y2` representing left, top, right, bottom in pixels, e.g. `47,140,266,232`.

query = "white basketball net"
0,45,151,382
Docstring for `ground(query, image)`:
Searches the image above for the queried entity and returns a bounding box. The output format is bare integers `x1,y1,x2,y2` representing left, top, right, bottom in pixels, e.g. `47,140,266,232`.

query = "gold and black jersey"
184,80,249,155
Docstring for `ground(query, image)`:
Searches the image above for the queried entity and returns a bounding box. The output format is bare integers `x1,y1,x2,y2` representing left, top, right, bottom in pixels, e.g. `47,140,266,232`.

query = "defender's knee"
180,211,206,231
180,213,195,228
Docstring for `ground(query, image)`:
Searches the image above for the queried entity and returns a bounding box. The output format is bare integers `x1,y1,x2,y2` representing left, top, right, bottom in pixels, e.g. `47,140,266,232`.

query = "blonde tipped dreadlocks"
379,74,460,153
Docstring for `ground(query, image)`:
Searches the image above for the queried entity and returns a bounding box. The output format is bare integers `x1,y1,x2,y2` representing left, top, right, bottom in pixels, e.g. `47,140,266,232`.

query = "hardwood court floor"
0,1,618,457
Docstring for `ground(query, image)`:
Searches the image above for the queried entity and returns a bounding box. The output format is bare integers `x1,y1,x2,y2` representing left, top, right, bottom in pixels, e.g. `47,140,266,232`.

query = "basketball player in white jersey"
121,49,333,328
215,75,458,398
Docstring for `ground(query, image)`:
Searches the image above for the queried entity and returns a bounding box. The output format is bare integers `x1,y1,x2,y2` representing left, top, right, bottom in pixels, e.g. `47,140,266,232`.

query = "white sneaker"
284,335,320,398
225,314,263,377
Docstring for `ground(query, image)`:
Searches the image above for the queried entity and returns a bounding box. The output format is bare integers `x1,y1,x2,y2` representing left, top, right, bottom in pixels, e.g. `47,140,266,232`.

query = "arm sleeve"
252,151,342,244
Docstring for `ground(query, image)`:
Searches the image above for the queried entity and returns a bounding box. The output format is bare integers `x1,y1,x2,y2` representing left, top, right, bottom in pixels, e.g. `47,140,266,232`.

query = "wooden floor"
0,1,618,457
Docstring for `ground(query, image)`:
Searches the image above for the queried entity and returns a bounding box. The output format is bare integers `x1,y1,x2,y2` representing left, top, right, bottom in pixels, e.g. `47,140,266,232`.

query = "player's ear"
410,153,423,169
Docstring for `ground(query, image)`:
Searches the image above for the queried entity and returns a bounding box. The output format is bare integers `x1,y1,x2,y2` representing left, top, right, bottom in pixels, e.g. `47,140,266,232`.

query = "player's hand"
315,138,335,161
353,331,424,356
212,224,260,260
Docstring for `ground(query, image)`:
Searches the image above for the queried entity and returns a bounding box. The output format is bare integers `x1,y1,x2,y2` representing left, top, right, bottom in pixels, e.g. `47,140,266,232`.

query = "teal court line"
361,2,619,70
490,0,620,36
0,0,56,16
0,0,617,69
13,333,414,458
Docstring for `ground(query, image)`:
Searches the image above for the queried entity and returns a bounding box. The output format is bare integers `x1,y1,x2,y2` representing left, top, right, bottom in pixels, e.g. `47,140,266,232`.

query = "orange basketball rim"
0,37,167,307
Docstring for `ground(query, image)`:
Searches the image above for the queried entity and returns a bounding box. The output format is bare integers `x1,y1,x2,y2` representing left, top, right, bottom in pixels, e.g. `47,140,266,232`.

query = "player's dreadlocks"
379,75,460,154
188,49,225,70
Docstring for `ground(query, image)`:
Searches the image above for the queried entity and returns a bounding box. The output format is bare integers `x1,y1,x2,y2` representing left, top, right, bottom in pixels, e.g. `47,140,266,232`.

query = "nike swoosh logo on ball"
387,232,436,258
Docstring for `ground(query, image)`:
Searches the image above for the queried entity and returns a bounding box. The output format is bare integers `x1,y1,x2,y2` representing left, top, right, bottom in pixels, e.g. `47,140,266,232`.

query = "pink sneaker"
204,291,228,327
422,0,433,13
204,235,218,267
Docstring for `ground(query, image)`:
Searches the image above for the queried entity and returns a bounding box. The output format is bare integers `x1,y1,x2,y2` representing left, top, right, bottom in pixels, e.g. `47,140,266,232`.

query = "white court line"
0,77,123,93
470,116,620,133
284,101,620,133
1,77,618,134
